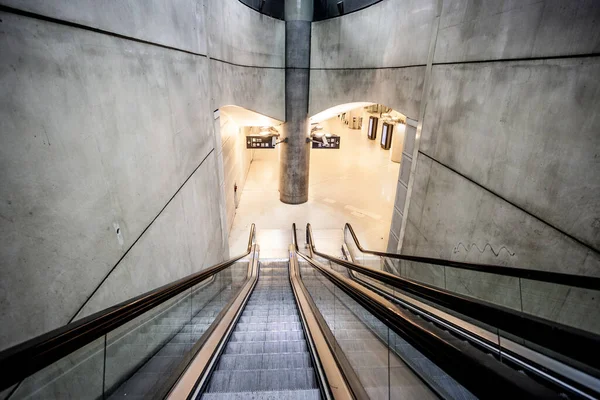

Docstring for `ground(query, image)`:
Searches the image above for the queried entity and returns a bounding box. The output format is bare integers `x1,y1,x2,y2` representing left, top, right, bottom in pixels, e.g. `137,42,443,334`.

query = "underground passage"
0,0,599,399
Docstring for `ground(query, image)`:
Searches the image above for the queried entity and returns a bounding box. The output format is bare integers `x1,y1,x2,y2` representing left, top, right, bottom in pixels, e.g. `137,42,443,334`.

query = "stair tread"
201,389,320,400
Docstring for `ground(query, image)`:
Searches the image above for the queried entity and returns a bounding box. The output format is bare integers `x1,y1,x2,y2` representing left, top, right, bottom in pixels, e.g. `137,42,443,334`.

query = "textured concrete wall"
400,0,599,330
309,0,437,119
0,0,284,350
311,0,600,332
208,0,285,67
402,0,600,270
219,119,254,233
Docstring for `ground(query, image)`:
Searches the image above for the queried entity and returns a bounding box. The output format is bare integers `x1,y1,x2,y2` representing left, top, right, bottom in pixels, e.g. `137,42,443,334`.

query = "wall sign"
312,135,340,149
246,135,276,149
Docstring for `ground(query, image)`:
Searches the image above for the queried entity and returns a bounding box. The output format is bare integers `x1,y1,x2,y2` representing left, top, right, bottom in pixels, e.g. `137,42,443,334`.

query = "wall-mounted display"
381,122,393,150
311,134,340,149
368,116,378,140
246,135,276,149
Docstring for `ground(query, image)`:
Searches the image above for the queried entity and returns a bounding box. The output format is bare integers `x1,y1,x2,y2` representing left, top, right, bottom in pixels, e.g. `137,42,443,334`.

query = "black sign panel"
368,116,378,140
381,123,393,150
312,135,340,149
246,135,275,149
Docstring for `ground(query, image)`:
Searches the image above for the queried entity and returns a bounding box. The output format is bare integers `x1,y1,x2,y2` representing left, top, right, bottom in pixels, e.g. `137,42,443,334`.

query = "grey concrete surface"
402,159,600,276
309,67,425,119
400,159,600,332
219,122,254,233
207,0,285,67
280,15,312,204
0,0,285,351
2,0,599,360
279,69,311,204
0,0,207,54
435,0,600,63
210,59,285,121
285,0,313,21
0,11,214,349
74,154,225,319
286,20,312,69
311,0,437,69
421,59,600,251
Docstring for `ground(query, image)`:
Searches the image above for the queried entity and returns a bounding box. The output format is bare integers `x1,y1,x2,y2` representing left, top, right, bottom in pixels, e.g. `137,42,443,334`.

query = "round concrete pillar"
279,0,313,204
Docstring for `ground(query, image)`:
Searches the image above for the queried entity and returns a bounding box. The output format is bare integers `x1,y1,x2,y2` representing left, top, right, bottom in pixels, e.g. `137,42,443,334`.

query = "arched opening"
223,102,408,255
308,102,408,252
215,105,283,242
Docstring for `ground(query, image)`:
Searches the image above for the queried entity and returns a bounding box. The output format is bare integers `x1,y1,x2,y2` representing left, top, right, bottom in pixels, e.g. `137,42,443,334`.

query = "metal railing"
307,223,600,373
0,224,256,392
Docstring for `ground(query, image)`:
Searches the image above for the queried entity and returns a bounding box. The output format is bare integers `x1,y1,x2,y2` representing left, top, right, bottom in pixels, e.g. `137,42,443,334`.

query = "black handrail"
0,224,256,391
345,223,600,290
294,247,561,399
308,224,600,371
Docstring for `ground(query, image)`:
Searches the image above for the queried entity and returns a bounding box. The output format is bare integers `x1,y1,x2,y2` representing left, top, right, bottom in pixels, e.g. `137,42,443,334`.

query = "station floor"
229,116,401,258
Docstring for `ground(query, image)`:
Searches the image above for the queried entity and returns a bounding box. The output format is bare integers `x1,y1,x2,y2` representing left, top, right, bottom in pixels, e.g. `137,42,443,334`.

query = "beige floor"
229,116,400,258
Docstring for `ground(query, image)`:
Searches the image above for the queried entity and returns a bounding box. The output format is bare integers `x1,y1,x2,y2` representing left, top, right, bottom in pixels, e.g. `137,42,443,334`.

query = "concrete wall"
401,0,600,271
219,118,254,233
398,0,600,332
309,0,438,120
312,0,600,332
0,0,284,350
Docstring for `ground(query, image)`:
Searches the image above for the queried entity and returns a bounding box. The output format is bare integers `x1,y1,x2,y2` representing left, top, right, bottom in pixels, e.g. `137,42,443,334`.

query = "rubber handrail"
308,224,600,371
0,224,256,391
294,247,561,399
345,223,600,290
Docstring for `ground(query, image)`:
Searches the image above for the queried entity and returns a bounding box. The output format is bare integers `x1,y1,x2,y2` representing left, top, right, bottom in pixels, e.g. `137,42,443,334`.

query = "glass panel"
8,259,252,400
105,261,249,398
298,260,462,399
520,279,600,335
12,336,105,400
388,330,476,400
105,288,194,398
343,226,600,335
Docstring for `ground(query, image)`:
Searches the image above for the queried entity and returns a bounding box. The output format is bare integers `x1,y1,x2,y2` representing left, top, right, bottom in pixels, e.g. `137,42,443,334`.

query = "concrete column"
279,0,313,204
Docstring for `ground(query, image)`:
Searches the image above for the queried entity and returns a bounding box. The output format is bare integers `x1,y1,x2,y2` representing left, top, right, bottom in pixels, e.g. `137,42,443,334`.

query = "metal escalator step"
229,330,305,342
205,368,318,392
225,340,308,354
240,308,300,316
233,322,302,332
217,352,312,370
238,315,300,323
201,389,321,399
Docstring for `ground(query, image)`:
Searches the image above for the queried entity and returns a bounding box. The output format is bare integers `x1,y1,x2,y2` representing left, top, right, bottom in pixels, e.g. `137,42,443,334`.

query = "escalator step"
201,389,321,399
205,368,317,392
229,330,305,342
217,353,313,370
225,340,308,354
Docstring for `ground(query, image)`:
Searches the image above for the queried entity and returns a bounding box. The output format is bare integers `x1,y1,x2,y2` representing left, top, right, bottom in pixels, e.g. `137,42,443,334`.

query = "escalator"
302,223,600,399
200,260,320,398
1,224,598,400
